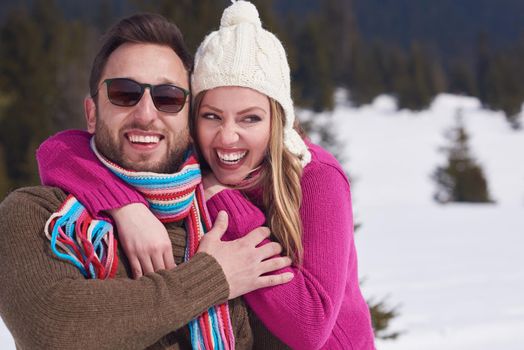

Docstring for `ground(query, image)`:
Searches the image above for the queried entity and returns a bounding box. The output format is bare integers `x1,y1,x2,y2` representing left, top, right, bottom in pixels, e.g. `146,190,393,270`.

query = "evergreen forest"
1,0,524,196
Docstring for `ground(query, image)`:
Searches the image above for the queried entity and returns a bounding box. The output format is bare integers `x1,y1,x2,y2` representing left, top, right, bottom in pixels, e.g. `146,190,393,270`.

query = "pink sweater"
37,130,375,350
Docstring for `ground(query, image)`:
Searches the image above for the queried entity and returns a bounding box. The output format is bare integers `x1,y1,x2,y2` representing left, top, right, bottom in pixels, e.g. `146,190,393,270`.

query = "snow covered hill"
329,93,524,349
1,93,523,349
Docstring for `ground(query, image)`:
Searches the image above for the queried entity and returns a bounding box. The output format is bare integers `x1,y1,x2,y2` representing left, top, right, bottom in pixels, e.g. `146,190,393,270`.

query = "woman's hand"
202,172,229,200
107,203,176,278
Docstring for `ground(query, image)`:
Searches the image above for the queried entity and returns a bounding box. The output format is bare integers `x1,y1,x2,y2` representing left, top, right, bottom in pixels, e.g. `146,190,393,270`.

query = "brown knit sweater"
0,186,253,350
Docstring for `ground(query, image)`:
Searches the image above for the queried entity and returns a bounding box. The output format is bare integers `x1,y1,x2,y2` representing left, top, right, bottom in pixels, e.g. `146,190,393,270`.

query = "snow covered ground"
328,93,524,349
1,93,523,348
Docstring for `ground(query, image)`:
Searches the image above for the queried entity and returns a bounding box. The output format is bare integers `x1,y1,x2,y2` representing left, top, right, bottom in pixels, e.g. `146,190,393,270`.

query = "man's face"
86,43,190,173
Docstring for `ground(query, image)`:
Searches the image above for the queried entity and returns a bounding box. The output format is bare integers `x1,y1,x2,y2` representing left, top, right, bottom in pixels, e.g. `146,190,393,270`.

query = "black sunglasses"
97,78,190,113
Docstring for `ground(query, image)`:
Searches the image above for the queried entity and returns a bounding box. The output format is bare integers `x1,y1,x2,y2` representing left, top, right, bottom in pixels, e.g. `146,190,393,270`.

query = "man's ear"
84,97,97,134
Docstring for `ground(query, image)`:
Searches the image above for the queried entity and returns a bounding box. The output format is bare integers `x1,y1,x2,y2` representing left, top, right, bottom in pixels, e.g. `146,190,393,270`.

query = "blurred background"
1,0,523,349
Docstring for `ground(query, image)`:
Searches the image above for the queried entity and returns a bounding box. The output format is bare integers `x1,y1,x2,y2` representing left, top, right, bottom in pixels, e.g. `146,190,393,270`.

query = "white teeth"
128,134,160,144
217,150,247,164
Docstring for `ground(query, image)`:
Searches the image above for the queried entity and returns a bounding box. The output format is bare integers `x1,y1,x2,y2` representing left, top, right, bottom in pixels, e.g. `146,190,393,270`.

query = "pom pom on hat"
221,0,261,28
193,0,311,167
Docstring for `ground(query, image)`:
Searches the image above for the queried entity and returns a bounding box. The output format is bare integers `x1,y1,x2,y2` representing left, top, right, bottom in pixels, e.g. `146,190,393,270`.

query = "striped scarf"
44,138,235,350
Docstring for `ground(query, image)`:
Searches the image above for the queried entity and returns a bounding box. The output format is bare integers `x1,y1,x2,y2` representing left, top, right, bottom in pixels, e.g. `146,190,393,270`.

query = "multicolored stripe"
44,195,118,279
90,138,235,349
90,138,201,223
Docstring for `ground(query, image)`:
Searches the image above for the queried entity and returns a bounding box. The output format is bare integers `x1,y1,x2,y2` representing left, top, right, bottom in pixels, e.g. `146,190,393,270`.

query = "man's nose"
132,88,157,124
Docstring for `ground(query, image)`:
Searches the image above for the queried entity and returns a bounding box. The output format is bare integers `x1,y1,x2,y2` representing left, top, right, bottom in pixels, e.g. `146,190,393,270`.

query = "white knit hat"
192,0,311,167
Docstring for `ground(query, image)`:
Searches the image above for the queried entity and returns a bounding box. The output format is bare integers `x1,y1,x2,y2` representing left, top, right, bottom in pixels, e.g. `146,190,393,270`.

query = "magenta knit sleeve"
36,129,147,219
205,164,355,349
205,189,266,240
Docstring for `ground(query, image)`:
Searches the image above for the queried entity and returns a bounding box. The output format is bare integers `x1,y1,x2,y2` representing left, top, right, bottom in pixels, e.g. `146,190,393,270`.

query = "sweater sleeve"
36,129,147,220
207,164,354,350
0,187,229,350
205,189,266,239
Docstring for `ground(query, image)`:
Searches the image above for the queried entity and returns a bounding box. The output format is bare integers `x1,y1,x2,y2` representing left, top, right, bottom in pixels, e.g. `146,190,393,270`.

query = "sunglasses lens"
107,79,142,106
152,85,187,113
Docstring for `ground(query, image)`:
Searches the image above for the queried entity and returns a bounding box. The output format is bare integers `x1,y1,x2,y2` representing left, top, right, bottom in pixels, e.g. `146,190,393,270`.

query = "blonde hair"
191,92,305,264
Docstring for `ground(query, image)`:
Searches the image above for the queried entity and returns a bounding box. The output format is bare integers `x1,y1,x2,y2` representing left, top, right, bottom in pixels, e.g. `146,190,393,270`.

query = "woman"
38,1,375,349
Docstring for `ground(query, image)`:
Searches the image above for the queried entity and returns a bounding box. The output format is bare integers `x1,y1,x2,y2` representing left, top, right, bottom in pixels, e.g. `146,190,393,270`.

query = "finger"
257,272,294,289
151,253,166,272
163,251,176,269
207,211,229,240
259,256,292,275
138,255,155,276
129,256,143,279
244,226,271,246
256,241,283,260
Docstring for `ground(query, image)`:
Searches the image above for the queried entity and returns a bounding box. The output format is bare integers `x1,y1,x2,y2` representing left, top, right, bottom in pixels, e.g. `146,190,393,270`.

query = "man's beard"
94,117,190,174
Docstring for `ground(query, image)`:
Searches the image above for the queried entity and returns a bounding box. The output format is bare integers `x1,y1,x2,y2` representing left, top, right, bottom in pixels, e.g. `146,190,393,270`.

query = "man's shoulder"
0,186,67,216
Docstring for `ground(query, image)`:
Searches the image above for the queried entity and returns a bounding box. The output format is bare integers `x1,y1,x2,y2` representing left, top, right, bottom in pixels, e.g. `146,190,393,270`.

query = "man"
0,13,291,349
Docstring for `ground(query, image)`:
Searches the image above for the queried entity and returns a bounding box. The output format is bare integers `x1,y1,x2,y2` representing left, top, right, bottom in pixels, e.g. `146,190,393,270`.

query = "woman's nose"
218,123,240,145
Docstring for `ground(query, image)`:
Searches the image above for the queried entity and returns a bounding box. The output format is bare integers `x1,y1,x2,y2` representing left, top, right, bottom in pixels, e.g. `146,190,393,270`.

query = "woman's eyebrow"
200,104,223,113
237,106,267,115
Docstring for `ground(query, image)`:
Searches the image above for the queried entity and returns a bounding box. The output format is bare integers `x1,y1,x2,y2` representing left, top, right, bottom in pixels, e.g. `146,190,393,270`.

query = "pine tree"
448,57,477,96
0,144,10,200
433,110,493,203
475,32,491,104
368,298,400,340
485,55,523,129
0,3,56,187
132,0,227,52
293,17,334,111
348,42,389,105
472,33,523,129
320,0,358,86
396,43,446,110
0,0,89,188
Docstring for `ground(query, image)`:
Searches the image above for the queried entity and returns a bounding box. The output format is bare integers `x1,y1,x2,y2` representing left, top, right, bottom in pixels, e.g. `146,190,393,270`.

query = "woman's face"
196,86,271,185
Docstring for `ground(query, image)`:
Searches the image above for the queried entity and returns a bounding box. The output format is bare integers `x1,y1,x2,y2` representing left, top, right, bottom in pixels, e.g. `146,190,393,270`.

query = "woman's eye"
243,115,262,123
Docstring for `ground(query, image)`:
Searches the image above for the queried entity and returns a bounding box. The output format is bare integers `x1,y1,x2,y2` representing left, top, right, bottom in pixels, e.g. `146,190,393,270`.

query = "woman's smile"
197,86,271,185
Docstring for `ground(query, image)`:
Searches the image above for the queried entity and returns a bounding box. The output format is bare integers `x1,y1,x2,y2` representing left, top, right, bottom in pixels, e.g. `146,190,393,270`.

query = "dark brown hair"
89,13,193,98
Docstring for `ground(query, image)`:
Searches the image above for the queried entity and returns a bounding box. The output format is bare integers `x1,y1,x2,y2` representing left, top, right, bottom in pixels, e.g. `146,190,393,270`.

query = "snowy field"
328,93,524,350
1,93,523,348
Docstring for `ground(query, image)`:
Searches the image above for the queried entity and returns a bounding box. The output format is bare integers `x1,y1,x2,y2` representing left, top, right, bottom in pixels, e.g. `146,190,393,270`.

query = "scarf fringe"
44,195,118,279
